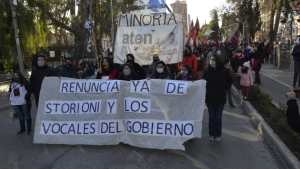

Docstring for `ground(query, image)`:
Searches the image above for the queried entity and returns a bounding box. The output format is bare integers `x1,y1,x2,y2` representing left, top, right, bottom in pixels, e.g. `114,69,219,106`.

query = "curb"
233,86,300,169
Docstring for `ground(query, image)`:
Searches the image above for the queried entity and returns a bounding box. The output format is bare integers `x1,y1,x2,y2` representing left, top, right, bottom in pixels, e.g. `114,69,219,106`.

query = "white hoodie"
9,82,27,106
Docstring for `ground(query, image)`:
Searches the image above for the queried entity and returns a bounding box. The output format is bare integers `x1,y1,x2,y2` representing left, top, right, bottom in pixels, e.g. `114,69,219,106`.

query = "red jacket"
179,54,198,75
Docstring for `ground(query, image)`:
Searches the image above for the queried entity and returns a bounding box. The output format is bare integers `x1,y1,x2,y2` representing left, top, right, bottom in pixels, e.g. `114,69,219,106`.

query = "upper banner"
114,12,184,65
34,77,206,150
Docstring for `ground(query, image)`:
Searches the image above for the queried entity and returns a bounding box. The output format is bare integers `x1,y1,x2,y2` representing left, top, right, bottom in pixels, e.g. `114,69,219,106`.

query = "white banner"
114,12,184,65
34,77,206,150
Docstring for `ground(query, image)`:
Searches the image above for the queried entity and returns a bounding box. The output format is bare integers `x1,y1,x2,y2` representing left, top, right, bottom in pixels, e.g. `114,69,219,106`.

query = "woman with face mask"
150,61,170,79
203,56,232,142
9,72,32,135
30,55,52,106
178,46,198,77
118,64,138,81
176,65,194,81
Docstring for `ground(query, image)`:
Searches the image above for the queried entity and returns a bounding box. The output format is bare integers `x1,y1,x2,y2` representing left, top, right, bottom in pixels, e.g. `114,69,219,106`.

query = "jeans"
12,104,31,132
208,104,224,138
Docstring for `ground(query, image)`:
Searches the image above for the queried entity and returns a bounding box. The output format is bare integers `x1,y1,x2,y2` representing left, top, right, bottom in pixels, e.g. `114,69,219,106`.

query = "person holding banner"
203,55,231,142
119,64,139,81
126,54,146,80
178,46,198,77
146,54,160,78
176,65,194,81
95,57,119,80
150,61,171,79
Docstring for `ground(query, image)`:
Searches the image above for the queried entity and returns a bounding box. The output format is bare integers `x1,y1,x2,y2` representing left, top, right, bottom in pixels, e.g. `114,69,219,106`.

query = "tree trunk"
272,0,283,43
269,3,276,42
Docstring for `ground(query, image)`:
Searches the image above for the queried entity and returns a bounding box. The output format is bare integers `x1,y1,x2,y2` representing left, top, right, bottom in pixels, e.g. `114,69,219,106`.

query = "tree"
225,0,261,42
209,9,220,41
30,0,136,58
0,0,48,72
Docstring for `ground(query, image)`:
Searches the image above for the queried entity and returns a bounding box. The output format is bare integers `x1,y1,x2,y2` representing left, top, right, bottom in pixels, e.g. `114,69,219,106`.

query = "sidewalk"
0,95,9,111
260,64,293,107
0,101,283,169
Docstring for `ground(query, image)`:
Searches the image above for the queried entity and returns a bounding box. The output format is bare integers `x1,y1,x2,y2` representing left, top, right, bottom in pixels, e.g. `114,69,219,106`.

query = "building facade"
170,0,188,34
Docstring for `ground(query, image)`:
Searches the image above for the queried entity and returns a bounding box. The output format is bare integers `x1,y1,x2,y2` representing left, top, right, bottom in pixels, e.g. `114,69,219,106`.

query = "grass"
248,86,300,160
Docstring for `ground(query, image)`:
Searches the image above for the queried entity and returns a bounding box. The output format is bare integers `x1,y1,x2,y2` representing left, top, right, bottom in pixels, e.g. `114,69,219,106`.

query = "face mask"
123,68,131,76
210,60,216,68
156,68,164,73
181,70,188,76
37,59,45,67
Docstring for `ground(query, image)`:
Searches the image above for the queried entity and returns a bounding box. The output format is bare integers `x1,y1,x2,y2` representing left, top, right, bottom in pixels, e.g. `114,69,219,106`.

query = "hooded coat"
30,60,52,104
203,65,231,106
150,61,170,79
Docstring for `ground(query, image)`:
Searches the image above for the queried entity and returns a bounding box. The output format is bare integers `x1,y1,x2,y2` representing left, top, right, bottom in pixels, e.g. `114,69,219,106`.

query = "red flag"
195,18,200,33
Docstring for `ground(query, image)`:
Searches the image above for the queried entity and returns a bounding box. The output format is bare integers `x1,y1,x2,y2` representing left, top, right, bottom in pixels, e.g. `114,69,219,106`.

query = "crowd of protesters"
8,39,270,141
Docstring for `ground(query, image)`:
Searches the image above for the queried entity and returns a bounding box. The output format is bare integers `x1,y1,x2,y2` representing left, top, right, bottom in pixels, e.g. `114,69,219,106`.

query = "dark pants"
294,61,300,87
227,87,235,107
254,70,261,84
12,105,32,132
34,92,39,107
208,104,224,138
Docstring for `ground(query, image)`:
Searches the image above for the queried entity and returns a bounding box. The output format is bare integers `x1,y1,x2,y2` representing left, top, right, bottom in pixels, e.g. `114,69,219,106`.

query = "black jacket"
151,72,170,79
203,66,231,106
54,64,78,78
30,66,52,96
127,61,146,80
292,44,300,62
287,99,300,133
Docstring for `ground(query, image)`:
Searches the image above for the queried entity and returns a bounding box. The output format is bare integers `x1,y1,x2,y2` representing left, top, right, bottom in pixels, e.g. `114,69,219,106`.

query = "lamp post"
9,0,25,75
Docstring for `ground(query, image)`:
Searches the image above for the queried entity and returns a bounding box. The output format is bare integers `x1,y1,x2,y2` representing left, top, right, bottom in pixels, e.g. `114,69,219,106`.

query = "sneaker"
215,137,222,142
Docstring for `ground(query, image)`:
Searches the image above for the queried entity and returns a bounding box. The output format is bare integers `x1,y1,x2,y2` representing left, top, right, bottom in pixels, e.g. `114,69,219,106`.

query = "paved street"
0,101,282,169
260,64,293,107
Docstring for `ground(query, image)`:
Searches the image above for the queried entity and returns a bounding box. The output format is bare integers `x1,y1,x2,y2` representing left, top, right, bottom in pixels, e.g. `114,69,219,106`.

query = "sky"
166,0,227,25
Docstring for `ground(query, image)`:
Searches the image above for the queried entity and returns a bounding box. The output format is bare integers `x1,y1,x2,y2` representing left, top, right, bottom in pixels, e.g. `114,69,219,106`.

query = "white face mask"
123,68,131,76
210,60,216,68
156,68,164,73
181,70,188,75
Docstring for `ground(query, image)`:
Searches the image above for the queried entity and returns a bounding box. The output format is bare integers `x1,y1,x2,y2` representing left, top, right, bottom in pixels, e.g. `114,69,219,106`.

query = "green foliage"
223,0,261,42
0,0,48,71
209,9,220,41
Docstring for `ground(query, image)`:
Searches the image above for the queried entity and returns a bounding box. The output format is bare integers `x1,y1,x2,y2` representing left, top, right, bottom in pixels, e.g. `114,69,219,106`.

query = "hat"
152,46,160,56
243,61,251,68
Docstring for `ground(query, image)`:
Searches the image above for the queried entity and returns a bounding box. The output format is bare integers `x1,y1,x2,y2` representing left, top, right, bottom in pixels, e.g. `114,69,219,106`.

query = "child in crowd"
176,65,194,81
239,61,253,100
